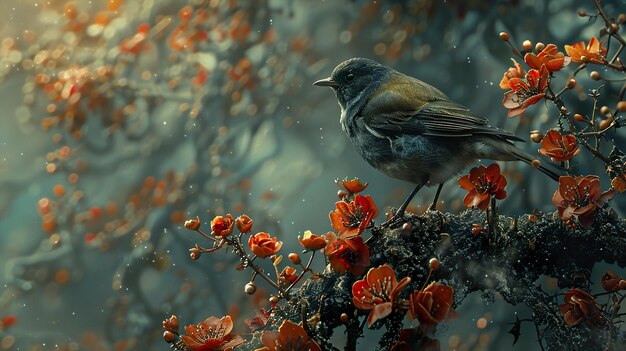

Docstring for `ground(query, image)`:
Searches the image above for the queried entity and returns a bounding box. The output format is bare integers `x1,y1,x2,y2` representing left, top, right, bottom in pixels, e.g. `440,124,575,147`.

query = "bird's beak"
313,77,339,88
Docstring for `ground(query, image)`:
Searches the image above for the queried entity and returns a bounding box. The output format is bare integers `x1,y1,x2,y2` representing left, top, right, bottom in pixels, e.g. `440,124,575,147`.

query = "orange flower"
298,230,327,251
538,130,580,162
524,43,570,72
336,177,369,195
181,315,244,351
279,266,298,285
211,214,234,238
409,282,455,331
552,175,614,228
458,163,507,211
324,233,370,276
329,194,378,239
257,320,321,351
235,214,253,233
352,265,411,327
185,216,201,230
601,271,626,293
502,65,550,117
248,232,283,258
559,289,603,326
565,37,607,64
499,58,525,90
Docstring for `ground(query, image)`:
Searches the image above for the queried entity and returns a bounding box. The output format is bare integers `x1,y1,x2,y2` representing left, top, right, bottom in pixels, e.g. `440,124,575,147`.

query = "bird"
313,57,561,224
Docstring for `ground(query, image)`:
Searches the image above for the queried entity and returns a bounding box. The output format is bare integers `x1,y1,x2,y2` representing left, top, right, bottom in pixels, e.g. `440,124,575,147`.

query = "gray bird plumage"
314,58,561,222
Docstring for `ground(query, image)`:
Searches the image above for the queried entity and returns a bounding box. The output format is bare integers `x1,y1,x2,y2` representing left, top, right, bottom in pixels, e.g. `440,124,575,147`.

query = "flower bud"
522,40,532,51
245,282,257,295
530,130,543,143
184,216,201,230
574,113,587,122
499,32,509,41
531,159,541,169
619,13,626,24
235,214,253,233
580,55,590,63
337,189,348,199
402,222,411,233
288,252,301,265
617,101,626,112
429,257,440,271
590,71,601,81
600,106,610,115
566,78,576,89
578,9,586,17
163,331,176,343
190,251,201,260
535,42,545,53
162,315,179,332
600,117,614,131
269,296,280,304
340,313,349,323
471,224,482,235
609,23,619,34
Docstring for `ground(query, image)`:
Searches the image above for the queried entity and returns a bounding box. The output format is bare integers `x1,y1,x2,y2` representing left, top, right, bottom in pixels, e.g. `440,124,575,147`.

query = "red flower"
258,320,321,351
298,230,327,251
524,43,570,72
248,232,283,258
502,65,550,117
565,37,607,64
235,214,253,233
279,266,298,285
211,214,234,238
458,163,507,211
499,58,525,90
181,315,244,351
552,175,614,228
336,177,369,195
329,194,378,239
409,282,455,332
538,130,580,162
324,233,370,276
601,271,626,293
352,264,411,327
559,289,603,326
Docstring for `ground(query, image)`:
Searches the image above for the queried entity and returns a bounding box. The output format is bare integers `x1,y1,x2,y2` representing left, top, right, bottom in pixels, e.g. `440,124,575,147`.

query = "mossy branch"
245,208,626,351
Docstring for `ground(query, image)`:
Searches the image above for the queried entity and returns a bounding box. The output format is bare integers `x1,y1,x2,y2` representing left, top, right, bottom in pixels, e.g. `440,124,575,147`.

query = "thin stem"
284,251,317,297
580,139,612,164
609,44,624,65
419,267,433,292
195,229,217,242
230,237,284,294
594,0,626,47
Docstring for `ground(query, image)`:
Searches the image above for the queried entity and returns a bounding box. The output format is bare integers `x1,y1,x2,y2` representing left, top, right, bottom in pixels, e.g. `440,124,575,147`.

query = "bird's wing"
361,74,522,141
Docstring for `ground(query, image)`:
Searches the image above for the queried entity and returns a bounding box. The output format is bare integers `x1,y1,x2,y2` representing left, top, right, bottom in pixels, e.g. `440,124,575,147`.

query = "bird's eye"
346,73,354,81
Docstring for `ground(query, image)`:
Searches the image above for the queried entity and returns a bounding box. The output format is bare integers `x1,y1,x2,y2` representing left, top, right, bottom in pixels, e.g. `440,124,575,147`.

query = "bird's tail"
507,145,563,182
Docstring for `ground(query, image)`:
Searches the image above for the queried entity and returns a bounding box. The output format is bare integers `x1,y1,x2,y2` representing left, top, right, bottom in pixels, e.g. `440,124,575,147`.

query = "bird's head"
313,58,388,110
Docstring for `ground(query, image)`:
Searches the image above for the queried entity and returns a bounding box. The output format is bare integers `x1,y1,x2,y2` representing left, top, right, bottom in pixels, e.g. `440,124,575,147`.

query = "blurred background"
0,0,625,350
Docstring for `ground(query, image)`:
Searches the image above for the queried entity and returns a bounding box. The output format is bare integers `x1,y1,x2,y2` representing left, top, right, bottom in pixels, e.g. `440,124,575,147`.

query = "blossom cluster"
166,178,457,350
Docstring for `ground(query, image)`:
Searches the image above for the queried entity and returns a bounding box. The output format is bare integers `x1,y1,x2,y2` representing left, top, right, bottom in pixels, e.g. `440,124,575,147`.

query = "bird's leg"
381,183,424,227
428,183,444,211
